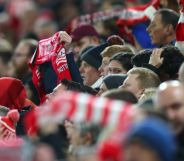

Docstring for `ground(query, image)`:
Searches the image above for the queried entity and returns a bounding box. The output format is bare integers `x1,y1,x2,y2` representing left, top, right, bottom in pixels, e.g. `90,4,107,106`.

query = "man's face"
13,43,31,77
146,14,167,46
72,36,92,56
98,57,111,78
125,141,160,161
79,61,100,86
119,74,143,98
46,83,67,101
109,60,128,75
155,86,184,134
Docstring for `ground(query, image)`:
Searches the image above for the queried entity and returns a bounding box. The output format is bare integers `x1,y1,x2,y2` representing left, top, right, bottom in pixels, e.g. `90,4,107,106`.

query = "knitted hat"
127,116,176,161
70,23,99,41
81,35,124,69
103,74,127,90
0,109,20,142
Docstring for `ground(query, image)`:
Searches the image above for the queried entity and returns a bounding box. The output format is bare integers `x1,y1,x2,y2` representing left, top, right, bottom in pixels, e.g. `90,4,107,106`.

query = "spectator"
99,45,134,78
0,38,13,78
132,46,184,82
102,89,138,104
13,39,40,105
70,23,100,57
125,116,176,161
146,9,179,47
109,52,134,74
154,81,184,160
119,68,160,98
80,35,124,91
46,78,85,101
97,74,127,96
76,45,95,68
34,20,59,40
72,122,102,154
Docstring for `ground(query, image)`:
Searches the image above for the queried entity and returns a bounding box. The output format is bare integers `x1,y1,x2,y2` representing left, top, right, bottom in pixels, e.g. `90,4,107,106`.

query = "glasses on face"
13,53,29,57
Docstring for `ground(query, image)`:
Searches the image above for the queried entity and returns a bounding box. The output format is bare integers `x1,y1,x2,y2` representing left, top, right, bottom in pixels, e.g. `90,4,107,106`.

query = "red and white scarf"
175,0,184,50
65,0,160,45
29,32,72,104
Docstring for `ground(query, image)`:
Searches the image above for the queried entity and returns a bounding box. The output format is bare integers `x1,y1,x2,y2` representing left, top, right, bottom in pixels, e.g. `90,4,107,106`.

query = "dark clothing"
16,105,34,136
66,52,84,88
39,52,85,95
103,74,127,90
175,132,184,161
142,63,158,74
20,73,40,105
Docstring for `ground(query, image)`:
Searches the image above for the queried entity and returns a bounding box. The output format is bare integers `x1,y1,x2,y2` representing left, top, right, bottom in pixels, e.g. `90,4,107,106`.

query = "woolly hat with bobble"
81,35,124,69
0,109,20,142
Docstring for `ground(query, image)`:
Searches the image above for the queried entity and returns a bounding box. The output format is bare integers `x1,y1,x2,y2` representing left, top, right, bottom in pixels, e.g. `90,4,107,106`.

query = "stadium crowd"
0,0,184,161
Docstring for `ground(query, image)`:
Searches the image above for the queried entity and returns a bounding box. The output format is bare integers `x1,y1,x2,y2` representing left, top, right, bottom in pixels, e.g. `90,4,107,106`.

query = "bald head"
154,81,184,134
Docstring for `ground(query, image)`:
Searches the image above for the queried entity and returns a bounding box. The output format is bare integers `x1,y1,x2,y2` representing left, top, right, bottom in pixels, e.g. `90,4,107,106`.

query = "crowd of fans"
0,0,184,161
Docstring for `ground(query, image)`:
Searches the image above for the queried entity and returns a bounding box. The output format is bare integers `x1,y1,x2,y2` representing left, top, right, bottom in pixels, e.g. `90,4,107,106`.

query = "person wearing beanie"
125,116,176,161
70,23,100,58
80,35,125,91
97,74,127,97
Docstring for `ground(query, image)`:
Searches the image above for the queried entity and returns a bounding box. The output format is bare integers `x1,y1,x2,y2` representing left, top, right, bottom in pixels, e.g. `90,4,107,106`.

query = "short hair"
0,106,10,116
154,9,179,31
78,123,102,145
84,85,98,95
19,39,38,57
127,68,161,89
60,79,85,92
131,49,153,67
159,45,184,78
109,52,134,72
143,88,157,100
102,89,138,104
100,45,134,58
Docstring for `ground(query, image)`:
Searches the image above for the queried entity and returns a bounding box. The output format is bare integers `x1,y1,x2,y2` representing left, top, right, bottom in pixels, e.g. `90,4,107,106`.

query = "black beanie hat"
103,74,127,90
81,35,124,70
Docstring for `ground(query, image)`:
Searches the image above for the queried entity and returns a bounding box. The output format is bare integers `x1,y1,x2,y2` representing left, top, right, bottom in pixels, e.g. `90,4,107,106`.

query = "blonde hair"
100,45,134,58
127,68,161,89
143,88,157,100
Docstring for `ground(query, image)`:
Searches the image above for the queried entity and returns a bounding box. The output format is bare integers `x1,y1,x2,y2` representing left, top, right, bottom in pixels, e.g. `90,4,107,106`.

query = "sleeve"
142,63,158,74
66,52,85,88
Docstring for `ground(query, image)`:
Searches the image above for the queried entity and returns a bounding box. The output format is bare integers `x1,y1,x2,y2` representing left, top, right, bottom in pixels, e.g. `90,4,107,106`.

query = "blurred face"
71,123,90,152
13,43,31,77
46,83,67,101
99,57,111,78
155,86,184,134
79,61,100,86
119,74,144,98
146,14,167,46
72,36,92,56
125,141,160,161
96,82,108,97
109,60,127,75
0,57,9,77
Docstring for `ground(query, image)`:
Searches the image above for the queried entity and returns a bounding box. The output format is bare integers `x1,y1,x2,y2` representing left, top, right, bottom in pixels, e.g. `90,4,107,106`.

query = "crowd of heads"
0,0,184,161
